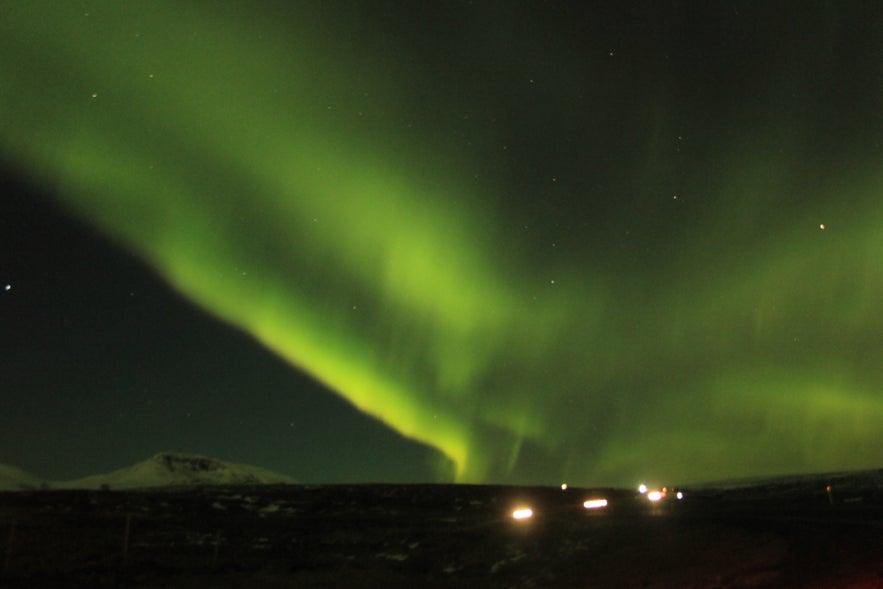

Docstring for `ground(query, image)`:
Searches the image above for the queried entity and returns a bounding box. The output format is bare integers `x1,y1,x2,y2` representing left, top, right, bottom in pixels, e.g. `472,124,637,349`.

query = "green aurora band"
2,2,883,485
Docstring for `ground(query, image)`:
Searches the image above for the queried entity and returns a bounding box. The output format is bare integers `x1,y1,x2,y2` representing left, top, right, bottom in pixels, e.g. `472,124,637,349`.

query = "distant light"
819,223,826,230
638,484,647,494
3,284,10,291
512,508,533,520
583,499,608,509
676,491,684,500
647,491,663,502
560,483,568,491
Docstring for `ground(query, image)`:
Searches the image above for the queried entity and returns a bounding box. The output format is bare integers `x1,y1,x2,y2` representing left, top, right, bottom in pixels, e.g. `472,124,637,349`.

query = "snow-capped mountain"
59,453,298,489
0,453,296,491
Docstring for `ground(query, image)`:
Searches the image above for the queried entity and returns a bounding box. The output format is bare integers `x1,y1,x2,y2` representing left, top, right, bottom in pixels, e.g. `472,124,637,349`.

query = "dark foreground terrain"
1,473,882,588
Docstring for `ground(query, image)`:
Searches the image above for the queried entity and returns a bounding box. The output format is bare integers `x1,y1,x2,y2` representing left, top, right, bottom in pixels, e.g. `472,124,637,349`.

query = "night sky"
2,2,883,487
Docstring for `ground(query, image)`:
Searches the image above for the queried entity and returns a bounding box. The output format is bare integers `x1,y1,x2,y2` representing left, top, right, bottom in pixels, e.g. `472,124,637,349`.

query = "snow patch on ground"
376,552,409,562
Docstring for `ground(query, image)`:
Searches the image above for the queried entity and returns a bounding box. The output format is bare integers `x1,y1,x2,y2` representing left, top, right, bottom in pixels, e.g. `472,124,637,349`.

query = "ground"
1,475,881,588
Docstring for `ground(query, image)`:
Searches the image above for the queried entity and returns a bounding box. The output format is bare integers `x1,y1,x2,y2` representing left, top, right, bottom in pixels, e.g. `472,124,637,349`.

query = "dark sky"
2,1,883,487
1,176,442,482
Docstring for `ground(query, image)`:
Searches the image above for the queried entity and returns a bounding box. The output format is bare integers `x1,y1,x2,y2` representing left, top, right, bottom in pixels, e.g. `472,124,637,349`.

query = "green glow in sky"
3,2,882,485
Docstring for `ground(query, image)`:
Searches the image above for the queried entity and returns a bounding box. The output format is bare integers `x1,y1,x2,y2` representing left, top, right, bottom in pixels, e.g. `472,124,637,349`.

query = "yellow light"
560,483,568,491
583,498,608,509
647,490,663,502
512,508,533,520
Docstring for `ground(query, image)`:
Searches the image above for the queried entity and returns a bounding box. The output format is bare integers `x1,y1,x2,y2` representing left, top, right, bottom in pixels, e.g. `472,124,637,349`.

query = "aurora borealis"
2,2,883,486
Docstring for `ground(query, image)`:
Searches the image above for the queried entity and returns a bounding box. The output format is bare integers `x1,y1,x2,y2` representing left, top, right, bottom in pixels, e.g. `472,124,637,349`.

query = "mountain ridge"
0,452,297,490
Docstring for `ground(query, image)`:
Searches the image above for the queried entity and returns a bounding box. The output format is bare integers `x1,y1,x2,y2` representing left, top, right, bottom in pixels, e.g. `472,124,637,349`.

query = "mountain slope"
57,453,297,489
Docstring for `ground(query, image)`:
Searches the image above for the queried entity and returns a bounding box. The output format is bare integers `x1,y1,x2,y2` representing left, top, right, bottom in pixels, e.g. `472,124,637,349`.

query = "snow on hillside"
684,468,883,491
0,463,47,491
56,453,298,490
2,453,297,491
